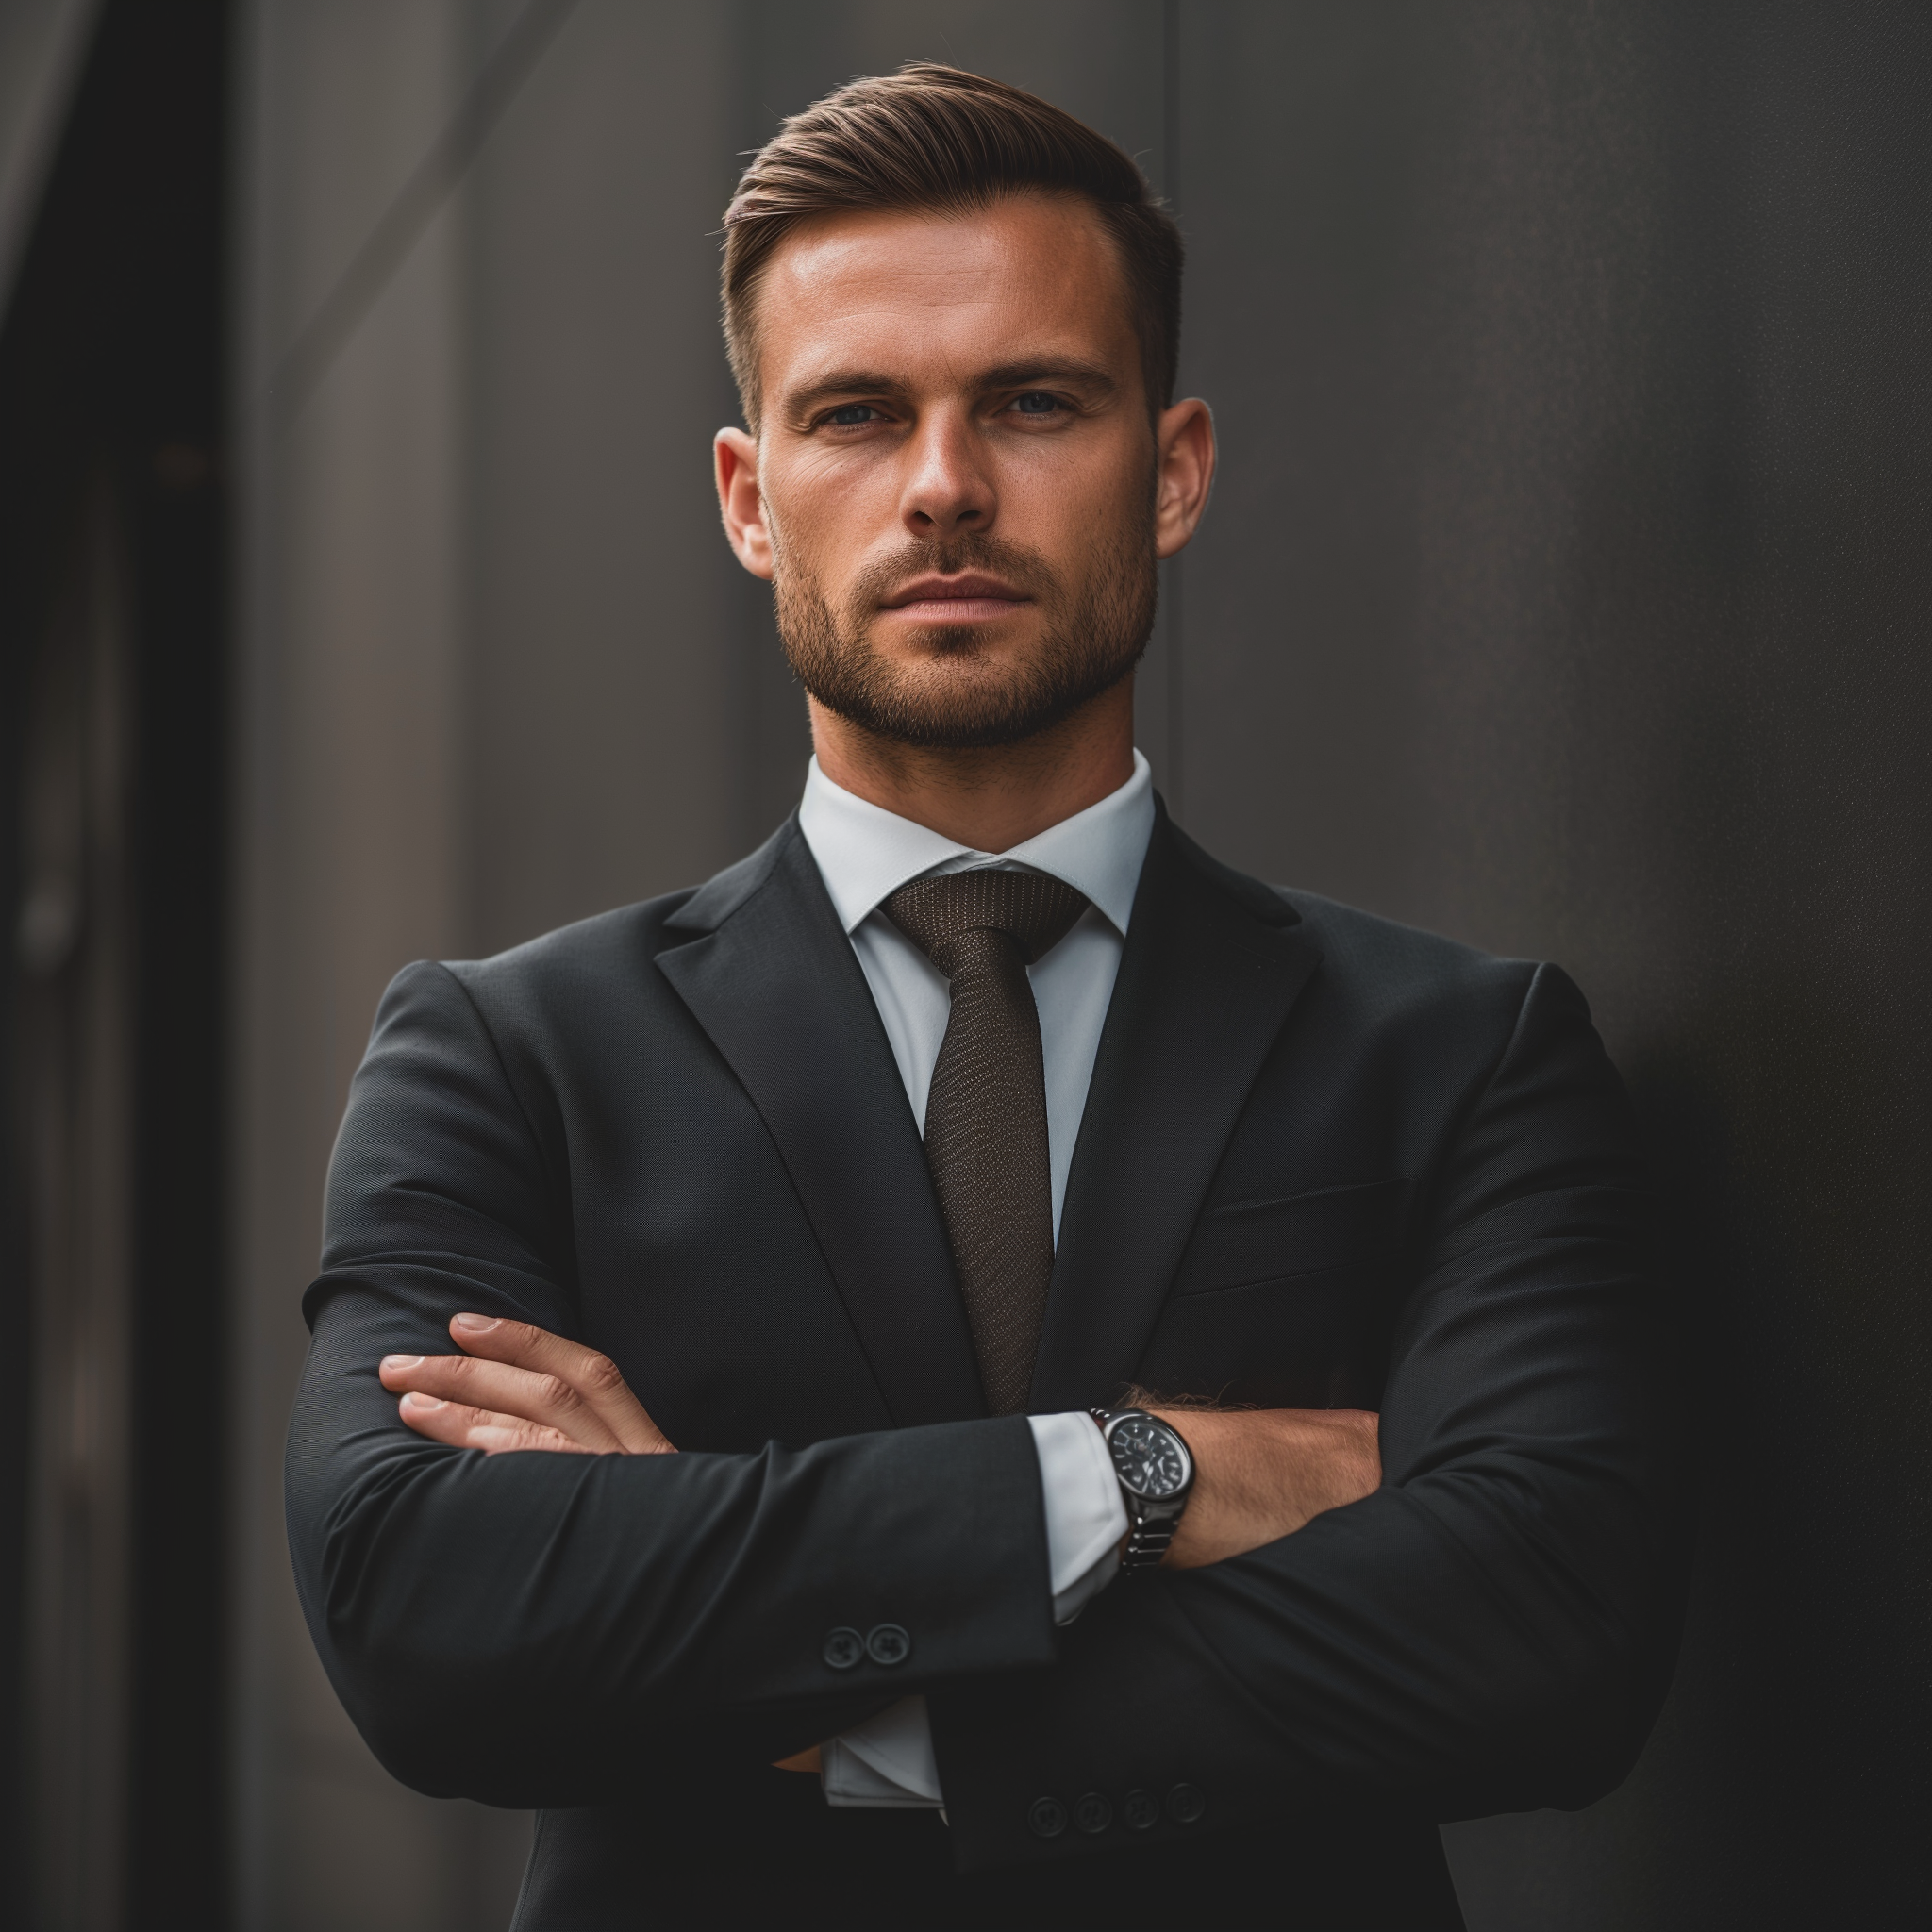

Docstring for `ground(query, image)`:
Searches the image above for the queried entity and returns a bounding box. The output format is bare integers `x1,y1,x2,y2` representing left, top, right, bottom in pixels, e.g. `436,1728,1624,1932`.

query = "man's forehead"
758,199,1137,398
772,195,1107,279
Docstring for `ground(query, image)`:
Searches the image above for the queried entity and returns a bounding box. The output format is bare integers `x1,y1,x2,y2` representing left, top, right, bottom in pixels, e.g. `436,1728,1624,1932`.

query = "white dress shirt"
796,752,1153,1810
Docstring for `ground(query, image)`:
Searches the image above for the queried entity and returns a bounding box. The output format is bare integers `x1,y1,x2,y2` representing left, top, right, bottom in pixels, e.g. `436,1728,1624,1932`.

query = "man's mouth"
880,573,1032,624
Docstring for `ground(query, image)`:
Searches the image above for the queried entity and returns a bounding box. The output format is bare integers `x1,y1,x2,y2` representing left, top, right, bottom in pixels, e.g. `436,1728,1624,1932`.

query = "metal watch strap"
1091,1408,1188,1573
1119,1509,1179,1572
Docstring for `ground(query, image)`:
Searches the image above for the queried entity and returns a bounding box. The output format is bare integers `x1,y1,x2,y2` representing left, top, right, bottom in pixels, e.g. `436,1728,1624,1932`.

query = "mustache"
844,533,1061,613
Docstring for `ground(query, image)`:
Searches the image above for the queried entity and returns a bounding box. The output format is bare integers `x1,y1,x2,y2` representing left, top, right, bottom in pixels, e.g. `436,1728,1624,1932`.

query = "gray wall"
1176,8,1931,1925
232,3,1930,1925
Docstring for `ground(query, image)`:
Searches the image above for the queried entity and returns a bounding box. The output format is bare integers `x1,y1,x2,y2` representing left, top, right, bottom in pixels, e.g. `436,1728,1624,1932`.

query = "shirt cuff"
821,1696,943,1809
1028,1409,1128,1624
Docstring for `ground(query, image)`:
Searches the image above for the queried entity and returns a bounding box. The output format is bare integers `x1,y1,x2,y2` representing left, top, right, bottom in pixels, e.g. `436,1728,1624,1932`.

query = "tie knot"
885,868,1089,974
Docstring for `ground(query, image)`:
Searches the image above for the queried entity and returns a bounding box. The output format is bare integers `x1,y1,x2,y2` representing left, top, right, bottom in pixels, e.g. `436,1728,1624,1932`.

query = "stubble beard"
772,519,1158,751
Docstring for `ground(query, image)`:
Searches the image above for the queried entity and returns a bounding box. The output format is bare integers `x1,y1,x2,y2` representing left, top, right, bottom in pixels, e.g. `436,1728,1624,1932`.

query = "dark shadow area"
0,3,229,1924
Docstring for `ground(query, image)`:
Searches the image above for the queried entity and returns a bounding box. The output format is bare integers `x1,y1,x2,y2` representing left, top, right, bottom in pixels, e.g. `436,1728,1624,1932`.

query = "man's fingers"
396,1390,596,1457
374,1316,677,1457
380,1353,627,1452
445,1314,675,1455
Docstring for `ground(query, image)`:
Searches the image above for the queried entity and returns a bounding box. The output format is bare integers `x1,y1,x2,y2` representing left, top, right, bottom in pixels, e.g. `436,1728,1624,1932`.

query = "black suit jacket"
288,808,1679,1930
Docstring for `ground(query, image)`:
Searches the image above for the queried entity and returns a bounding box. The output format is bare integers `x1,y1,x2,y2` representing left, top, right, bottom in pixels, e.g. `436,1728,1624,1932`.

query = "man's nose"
898,410,995,540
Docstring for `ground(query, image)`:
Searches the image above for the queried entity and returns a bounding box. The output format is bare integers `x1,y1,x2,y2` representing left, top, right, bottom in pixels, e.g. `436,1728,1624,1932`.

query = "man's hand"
1145,1404,1381,1570
379,1314,675,1456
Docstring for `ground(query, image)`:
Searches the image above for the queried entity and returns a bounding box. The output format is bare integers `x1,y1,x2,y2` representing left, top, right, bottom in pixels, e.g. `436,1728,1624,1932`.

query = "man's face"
721,195,1179,748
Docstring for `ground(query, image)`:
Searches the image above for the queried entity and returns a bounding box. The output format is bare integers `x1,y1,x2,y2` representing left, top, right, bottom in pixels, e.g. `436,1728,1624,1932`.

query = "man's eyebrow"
780,369,907,416
975,358,1119,395
779,358,1121,419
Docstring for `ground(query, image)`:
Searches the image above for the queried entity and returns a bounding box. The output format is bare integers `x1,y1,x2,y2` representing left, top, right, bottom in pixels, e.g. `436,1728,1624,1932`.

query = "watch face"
1108,1415,1190,1499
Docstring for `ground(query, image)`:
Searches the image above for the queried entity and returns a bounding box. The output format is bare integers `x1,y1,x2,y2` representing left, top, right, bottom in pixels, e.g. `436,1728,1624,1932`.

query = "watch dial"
1109,1416,1189,1499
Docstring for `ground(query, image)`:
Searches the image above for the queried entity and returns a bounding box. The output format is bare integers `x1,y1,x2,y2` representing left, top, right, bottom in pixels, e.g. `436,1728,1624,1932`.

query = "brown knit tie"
885,869,1089,1414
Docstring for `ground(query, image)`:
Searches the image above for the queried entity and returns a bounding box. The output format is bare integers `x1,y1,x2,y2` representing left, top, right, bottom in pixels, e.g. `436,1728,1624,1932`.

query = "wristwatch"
1089,1407,1195,1572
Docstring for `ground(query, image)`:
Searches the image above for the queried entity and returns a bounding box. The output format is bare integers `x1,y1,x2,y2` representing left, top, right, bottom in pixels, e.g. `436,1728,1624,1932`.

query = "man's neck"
807,684,1137,853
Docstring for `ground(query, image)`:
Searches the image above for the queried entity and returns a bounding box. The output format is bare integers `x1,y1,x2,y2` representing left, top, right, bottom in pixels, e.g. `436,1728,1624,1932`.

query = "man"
289,64,1678,1930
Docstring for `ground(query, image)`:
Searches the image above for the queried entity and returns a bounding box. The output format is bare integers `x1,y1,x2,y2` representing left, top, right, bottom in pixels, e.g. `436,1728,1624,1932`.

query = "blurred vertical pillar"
18,481,136,1932
232,7,490,1924
2,2,229,1925
229,2,752,1924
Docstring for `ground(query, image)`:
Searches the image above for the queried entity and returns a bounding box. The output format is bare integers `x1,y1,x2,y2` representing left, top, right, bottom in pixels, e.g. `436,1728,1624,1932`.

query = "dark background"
2,2,1925,1925
0,2,227,1925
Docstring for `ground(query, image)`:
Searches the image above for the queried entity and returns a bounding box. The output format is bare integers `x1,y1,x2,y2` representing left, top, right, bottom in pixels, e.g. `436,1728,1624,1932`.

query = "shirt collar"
798,749,1155,938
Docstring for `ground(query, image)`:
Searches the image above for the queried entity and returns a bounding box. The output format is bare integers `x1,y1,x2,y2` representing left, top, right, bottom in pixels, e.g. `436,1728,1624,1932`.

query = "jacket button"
1073,1791,1112,1835
865,1623,911,1666
822,1627,864,1670
1166,1783,1207,1824
1122,1788,1160,1831
1028,1796,1068,1839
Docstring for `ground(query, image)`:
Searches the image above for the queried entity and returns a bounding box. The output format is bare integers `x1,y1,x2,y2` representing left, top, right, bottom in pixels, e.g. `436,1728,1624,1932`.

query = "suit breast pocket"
1173,1177,1412,1296
1136,1179,1411,1407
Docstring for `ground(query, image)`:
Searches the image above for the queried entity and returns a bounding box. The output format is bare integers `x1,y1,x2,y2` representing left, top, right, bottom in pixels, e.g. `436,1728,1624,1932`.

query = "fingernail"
382,1355,425,1371
402,1392,445,1411
453,1313,500,1333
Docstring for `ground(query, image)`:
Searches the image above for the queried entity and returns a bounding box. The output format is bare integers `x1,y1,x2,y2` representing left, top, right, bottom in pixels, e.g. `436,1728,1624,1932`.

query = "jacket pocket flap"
1174,1177,1411,1295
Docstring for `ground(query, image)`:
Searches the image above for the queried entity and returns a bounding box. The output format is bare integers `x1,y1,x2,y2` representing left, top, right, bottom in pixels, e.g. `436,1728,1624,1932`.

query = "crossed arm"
294,955,1676,1859
379,1316,1384,1771
373,1313,1375,1777
378,1314,1382,1572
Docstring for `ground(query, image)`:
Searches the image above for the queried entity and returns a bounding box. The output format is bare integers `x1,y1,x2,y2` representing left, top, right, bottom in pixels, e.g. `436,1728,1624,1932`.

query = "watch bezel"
1096,1407,1195,1502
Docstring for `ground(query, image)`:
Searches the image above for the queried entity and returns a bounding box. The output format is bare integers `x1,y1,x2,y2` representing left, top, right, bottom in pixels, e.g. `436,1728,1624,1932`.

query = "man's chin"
782,594,1150,751
808,669,1121,751
865,615,1037,661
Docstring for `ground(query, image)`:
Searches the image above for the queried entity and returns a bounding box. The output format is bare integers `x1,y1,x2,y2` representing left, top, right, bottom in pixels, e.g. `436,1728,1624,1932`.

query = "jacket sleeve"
284,959,1058,1807
928,962,1686,1871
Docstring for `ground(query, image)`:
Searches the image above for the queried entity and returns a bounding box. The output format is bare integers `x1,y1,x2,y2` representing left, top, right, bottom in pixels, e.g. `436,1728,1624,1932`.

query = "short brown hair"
721,63,1183,430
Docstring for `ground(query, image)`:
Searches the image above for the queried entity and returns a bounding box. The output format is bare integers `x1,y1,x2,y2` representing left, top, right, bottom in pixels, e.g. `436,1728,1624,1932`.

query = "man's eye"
826,404,878,426
1009,391,1062,416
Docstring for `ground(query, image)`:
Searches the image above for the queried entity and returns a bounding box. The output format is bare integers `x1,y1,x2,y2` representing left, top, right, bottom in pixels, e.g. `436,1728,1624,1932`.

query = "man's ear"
715,427,774,580
1153,398,1216,561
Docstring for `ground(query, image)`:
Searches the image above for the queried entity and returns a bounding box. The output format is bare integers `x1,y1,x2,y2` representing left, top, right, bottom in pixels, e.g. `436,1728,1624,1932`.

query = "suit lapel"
655,821,985,1426
1029,810,1324,1411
